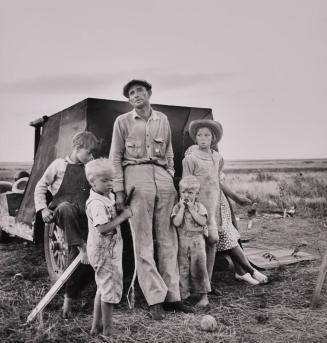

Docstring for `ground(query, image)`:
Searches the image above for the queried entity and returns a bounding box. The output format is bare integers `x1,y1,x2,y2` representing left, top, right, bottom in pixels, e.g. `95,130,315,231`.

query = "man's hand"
115,191,126,211
41,208,54,223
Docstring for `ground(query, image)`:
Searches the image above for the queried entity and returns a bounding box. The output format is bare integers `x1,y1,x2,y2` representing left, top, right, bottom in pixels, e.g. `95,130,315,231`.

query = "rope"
126,218,137,309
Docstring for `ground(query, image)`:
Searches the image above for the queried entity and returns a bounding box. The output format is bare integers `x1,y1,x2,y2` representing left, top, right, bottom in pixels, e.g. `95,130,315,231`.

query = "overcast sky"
1,0,326,162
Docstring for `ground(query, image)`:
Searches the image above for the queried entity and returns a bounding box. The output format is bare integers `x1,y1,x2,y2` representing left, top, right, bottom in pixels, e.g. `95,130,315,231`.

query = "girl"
183,119,267,285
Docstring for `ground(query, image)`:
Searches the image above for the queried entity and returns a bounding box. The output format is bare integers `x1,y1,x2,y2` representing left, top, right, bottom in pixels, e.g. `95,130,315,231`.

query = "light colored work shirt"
34,156,81,212
110,108,175,193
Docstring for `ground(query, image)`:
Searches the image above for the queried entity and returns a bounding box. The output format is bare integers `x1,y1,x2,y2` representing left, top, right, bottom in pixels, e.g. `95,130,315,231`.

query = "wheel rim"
48,223,68,276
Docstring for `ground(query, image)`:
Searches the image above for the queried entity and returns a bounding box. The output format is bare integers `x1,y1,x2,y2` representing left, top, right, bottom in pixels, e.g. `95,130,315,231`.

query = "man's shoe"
163,301,194,313
149,303,165,320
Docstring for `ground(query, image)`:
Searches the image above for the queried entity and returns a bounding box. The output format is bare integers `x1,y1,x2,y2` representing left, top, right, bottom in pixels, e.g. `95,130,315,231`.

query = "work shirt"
34,156,82,212
110,109,175,193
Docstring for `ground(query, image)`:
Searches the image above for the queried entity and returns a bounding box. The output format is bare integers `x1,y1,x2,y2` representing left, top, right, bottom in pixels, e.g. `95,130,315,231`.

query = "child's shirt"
171,201,208,236
34,156,82,212
182,145,224,189
86,190,122,266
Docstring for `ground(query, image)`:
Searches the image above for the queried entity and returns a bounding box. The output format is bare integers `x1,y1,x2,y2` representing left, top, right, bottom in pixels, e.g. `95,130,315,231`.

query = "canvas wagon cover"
17,98,212,230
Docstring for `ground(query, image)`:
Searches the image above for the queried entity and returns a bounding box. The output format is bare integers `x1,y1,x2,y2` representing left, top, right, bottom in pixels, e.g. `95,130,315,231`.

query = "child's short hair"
85,158,114,183
72,131,98,150
179,175,200,192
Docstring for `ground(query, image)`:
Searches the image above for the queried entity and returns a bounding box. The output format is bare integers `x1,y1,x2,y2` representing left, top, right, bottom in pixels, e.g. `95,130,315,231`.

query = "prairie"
0,160,327,342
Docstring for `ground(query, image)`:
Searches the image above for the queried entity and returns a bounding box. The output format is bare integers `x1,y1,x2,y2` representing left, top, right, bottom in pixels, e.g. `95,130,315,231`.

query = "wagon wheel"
44,222,69,283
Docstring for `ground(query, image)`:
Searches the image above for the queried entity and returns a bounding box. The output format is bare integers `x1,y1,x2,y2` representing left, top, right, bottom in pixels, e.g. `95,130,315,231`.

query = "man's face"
128,84,151,109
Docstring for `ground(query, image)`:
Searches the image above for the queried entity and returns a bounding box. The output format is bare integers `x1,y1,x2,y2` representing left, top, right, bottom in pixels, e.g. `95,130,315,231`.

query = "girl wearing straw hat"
183,119,268,286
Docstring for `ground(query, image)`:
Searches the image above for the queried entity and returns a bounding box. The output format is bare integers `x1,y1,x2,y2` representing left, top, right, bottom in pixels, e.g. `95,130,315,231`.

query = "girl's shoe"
252,269,268,284
235,272,259,285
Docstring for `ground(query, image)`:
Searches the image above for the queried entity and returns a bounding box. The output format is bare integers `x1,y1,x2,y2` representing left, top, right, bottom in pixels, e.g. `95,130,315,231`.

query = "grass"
1,216,327,342
1,161,327,342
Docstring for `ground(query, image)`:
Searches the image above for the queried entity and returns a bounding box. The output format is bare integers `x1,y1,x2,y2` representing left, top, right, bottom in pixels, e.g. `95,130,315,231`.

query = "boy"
172,175,211,307
85,158,132,337
34,131,98,317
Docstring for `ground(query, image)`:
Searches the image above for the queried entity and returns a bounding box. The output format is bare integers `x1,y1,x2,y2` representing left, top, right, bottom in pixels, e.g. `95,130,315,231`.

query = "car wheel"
44,222,69,283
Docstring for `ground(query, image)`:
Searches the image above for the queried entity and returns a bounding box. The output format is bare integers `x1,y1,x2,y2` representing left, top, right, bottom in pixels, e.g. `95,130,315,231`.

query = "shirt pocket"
125,137,142,158
152,137,165,157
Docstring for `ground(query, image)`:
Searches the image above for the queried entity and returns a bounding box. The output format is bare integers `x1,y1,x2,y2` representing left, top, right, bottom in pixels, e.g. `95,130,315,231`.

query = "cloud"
0,73,122,94
152,71,234,90
0,70,234,95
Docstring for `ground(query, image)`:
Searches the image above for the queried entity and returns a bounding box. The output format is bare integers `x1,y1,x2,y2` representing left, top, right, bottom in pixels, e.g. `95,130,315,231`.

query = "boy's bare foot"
62,296,73,319
90,326,103,335
195,294,209,307
100,328,121,338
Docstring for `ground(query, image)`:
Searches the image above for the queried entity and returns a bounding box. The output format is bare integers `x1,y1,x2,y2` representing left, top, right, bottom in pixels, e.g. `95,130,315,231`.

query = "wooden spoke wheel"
44,222,69,283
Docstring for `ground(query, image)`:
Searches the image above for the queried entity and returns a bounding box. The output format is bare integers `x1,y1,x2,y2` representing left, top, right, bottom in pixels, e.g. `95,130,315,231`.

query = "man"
110,79,192,319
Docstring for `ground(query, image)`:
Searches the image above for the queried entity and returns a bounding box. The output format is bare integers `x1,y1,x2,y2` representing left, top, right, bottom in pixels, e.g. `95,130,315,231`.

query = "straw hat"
189,119,223,146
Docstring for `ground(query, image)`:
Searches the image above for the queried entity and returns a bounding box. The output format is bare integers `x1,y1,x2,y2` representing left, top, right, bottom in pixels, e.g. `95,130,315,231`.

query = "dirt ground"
1,215,327,343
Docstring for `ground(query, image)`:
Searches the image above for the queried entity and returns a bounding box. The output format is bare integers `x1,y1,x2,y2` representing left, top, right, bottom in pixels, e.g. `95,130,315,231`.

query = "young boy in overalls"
85,158,132,337
34,131,99,317
172,175,211,307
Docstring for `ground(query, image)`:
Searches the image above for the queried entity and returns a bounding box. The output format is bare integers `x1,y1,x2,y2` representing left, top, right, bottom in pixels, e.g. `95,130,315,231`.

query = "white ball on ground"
200,315,217,332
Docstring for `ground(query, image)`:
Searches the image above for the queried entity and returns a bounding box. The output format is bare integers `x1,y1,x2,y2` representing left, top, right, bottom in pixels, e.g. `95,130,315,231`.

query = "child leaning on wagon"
34,131,98,317
172,175,211,307
85,158,132,337
183,119,268,286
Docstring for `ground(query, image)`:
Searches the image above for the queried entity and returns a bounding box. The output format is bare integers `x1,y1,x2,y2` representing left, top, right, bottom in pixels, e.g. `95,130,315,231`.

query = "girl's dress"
182,145,240,251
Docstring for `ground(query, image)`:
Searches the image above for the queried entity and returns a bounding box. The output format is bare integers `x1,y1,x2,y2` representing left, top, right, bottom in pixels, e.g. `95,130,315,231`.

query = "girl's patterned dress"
182,145,240,251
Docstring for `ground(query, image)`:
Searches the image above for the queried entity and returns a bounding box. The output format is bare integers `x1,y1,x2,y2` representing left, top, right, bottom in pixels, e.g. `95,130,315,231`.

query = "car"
0,97,213,282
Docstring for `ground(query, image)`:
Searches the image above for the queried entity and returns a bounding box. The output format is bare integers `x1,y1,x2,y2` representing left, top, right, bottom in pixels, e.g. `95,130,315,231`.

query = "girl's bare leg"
90,290,102,334
102,302,113,337
229,245,254,274
233,261,247,275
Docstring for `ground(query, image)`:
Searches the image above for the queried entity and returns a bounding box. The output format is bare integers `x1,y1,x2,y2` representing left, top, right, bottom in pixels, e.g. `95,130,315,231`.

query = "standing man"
110,79,191,319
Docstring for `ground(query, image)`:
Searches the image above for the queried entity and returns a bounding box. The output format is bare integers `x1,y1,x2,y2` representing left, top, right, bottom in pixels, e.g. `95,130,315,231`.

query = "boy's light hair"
72,131,98,150
179,175,200,192
85,158,114,183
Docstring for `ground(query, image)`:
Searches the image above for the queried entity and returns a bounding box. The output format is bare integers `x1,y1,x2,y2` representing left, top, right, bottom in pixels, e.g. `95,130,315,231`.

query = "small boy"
172,175,211,307
85,158,132,337
34,131,98,317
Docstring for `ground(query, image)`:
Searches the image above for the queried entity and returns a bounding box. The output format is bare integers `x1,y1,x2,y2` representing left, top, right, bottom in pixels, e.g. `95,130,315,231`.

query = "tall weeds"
226,171,327,217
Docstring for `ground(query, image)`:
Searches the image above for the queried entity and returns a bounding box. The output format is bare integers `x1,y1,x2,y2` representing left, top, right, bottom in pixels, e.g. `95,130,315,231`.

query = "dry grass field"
1,160,327,343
